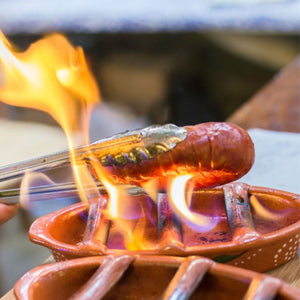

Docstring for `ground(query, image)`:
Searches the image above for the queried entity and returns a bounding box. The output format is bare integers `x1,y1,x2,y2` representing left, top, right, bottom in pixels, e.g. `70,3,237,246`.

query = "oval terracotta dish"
14,255,300,300
29,183,300,273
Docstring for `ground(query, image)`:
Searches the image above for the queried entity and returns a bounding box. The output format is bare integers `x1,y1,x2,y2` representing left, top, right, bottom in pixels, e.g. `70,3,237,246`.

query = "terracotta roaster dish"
29,183,300,273
14,254,300,300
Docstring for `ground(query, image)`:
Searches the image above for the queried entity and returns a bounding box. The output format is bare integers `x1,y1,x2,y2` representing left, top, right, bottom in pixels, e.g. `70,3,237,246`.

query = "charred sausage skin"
97,122,255,188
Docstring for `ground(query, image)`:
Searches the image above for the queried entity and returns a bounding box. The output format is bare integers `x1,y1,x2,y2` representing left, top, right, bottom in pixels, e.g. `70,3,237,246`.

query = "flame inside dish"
29,185,300,272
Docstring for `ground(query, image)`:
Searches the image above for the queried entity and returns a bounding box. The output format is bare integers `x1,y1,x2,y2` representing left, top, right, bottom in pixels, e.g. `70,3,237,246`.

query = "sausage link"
94,122,255,189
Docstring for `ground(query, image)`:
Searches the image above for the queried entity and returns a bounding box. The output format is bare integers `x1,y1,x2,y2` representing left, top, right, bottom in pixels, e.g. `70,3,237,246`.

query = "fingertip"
0,203,19,225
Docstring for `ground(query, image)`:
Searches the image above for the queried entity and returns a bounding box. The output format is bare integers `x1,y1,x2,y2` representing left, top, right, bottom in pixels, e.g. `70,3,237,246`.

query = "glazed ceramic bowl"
14,255,300,300
29,183,300,272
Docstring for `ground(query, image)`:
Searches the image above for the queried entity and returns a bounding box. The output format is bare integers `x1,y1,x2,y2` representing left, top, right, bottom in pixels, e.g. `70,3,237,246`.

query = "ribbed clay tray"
29,183,300,273
14,255,300,300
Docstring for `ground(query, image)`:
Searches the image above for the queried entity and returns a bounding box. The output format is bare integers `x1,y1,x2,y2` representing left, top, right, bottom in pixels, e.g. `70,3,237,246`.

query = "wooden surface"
227,56,300,133
267,250,300,289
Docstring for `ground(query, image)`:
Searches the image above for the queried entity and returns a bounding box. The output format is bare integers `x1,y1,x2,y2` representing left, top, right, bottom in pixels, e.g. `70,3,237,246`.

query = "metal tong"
0,124,187,205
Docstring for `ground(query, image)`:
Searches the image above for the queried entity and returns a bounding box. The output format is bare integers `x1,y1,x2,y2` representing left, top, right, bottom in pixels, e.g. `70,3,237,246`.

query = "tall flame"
0,31,98,134
0,31,217,251
0,31,103,204
168,175,216,231
0,32,118,248
0,31,137,247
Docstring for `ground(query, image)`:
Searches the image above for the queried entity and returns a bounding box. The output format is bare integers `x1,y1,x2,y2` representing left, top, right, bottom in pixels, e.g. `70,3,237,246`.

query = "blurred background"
0,0,299,296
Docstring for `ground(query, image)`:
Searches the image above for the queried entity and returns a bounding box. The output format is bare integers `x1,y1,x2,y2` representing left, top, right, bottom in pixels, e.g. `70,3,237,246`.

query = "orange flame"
103,180,154,250
0,31,216,251
0,31,104,205
0,31,99,134
168,175,216,231
0,31,141,247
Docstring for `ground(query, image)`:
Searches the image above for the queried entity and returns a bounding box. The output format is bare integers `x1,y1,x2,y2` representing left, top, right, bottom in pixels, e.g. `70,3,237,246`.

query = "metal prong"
0,132,142,183
0,124,186,184
0,182,103,205
0,182,146,205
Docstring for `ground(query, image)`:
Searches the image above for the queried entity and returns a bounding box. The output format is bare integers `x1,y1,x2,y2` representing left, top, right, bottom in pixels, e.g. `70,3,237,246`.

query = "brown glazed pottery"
29,183,300,273
14,254,300,300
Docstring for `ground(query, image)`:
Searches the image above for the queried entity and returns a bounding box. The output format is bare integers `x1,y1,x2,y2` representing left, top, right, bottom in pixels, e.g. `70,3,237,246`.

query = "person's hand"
0,204,18,225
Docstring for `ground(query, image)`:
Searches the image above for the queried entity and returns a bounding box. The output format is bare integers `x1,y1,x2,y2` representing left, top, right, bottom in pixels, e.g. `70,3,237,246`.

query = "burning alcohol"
0,31,261,252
